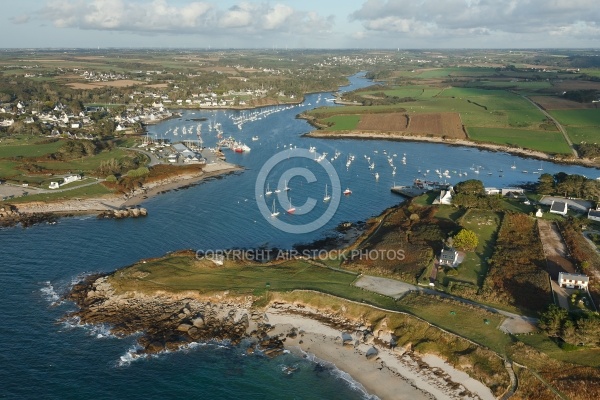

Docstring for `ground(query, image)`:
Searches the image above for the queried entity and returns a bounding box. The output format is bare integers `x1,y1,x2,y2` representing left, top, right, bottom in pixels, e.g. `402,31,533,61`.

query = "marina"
3,73,600,400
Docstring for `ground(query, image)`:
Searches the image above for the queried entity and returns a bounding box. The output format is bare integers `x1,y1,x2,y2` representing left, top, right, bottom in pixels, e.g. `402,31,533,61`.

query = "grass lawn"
36,148,133,172
517,333,600,368
398,292,512,354
466,127,572,154
434,205,465,222
451,210,501,286
565,126,600,144
8,182,113,203
0,137,64,159
322,114,361,131
549,109,600,127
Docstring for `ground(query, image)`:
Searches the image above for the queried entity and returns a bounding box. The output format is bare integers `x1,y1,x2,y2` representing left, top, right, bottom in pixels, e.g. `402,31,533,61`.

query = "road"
523,95,578,158
123,146,161,166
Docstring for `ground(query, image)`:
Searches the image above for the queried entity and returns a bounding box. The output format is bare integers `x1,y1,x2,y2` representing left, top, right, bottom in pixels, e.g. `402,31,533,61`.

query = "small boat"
265,184,273,196
374,172,379,181
287,198,296,214
323,185,331,202
270,200,280,217
284,180,290,191
511,162,516,169
343,188,352,195
252,136,259,141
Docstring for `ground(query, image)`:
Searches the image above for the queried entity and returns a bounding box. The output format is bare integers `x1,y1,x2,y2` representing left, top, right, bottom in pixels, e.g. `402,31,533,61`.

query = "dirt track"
537,219,576,279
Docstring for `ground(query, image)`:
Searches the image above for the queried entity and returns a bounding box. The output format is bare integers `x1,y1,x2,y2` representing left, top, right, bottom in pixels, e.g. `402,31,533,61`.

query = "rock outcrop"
97,207,148,219
66,275,275,356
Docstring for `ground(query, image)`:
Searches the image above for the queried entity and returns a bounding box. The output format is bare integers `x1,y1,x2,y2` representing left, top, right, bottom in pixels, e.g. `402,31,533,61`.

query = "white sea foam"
40,281,62,305
117,344,146,367
300,349,379,400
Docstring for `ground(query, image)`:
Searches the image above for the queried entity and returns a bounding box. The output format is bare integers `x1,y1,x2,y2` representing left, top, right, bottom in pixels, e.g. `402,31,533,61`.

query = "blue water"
1,73,598,399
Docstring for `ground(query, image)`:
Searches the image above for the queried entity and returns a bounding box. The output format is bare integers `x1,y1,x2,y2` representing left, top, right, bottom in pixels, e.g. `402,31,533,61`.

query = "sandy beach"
265,304,496,400
11,161,241,215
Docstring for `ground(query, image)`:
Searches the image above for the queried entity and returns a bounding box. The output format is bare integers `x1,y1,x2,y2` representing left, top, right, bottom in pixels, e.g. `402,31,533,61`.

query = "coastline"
65,273,499,400
304,130,600,169
266,304,495,400
10,161,242,215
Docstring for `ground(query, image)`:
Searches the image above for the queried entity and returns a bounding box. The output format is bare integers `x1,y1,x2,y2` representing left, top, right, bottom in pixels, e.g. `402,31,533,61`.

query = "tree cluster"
452,179,503,210
539,304,600,347
537,172,600,201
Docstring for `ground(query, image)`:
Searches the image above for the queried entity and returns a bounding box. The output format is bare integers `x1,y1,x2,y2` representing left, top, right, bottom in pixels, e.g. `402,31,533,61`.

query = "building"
433,188,454,205
501,187,525,196
558,272,589,290
439,248,459,267
535,209,543,218
550,200,568,216
484,187,500,195
588,207,600,222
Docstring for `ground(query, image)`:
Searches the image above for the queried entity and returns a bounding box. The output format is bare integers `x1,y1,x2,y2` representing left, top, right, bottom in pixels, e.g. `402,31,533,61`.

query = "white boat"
375,172,379,181
252,136,259,141
265,184,273,196
284,180,290,191
270,200,280,217
511,162,516,169
343,188,352,195
323,185,331,202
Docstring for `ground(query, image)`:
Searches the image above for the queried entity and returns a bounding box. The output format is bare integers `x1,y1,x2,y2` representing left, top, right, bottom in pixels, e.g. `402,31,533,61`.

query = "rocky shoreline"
66,274,285,357
65,274,496,399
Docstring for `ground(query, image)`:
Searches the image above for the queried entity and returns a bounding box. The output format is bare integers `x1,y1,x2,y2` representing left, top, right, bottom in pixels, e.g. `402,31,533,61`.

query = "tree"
537,173,555,195
539,304,568,337
454,179,484,195
453,229,478,251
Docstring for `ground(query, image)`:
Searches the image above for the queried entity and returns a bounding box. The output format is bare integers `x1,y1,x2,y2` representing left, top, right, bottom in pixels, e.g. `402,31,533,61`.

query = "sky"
3,0,600,49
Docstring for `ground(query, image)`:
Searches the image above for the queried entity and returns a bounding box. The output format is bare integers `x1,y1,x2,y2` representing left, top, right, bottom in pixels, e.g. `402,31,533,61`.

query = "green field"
563,126,600,144
467,127,572,154
322,114,361,131
550,109,600,126
453,210,501,286
7,182,113,203
0,137,65,159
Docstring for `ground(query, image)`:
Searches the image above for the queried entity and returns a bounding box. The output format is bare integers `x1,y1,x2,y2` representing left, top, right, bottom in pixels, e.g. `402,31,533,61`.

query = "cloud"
10,14,31,25
36,0,333,38
349,0,600,39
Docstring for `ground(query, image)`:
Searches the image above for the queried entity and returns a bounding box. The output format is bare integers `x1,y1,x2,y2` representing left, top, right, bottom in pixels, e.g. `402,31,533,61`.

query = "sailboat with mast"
287,197,296,214
270,199,280,217
323,184,331,202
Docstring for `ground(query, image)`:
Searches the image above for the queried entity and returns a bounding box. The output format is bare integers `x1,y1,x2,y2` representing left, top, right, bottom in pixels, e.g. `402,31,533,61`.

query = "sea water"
1,73,598,399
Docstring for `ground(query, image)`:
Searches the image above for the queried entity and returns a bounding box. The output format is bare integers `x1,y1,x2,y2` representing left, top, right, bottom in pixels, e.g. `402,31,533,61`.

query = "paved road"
123,147,161,166
523,96,578,158
354,275,538,334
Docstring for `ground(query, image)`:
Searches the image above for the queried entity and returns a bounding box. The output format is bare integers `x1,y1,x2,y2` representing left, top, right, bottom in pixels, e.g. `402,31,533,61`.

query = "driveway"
539,196,591,213
537,219,576,279
551,280,571,310
354,275,417,299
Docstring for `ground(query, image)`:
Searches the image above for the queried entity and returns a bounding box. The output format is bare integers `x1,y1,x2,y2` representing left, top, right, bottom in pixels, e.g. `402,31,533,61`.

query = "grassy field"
466,127,572,154
0,137,65,158
517,333,600,367
7,182,113,203
322,114,361,131
550,109,600,126
565,126,600,144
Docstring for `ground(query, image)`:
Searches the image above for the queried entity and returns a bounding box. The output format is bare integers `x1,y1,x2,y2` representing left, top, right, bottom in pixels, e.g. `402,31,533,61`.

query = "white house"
588,207,600,222
48,181,60,189
558,272,589,290
433,188,453,205
439,248,459,267
485,187,500,195
550,200,568,216
535,209,544,218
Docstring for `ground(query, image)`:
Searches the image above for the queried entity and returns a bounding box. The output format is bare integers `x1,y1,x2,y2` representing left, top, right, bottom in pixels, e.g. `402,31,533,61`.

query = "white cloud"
10,14,31,25
34,0,333,39
350,0,600,40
